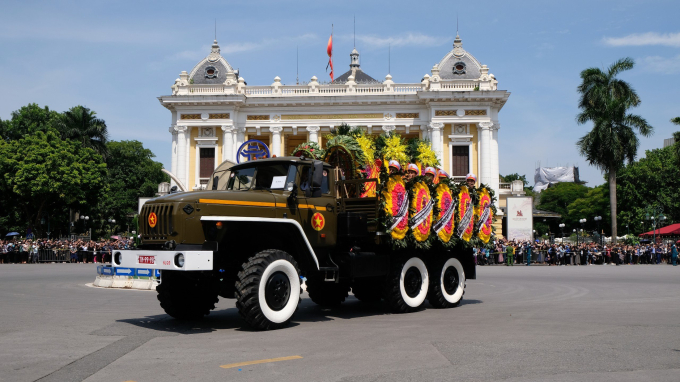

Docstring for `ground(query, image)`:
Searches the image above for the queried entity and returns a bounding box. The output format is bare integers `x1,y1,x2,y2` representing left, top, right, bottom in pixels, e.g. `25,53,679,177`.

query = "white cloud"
356,33,444,48
641,55,680,74
603,32,680,47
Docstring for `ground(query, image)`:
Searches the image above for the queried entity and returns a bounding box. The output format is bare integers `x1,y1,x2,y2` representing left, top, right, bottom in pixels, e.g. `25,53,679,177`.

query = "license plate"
138,255,155,265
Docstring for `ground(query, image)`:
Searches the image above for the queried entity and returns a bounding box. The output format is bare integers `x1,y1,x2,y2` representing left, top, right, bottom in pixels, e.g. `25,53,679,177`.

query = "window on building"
200,147,215,182
450,146,469,176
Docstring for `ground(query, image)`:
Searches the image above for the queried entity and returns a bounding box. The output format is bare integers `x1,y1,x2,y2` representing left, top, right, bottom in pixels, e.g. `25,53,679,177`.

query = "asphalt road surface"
0,263,678,382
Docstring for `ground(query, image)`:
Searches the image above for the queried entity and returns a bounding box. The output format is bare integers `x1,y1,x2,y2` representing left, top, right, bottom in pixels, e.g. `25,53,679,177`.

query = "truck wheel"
306,278,350,307
235,249,301,330
351,279,383,303
384,256,429,313
427,257,465,308
156,271,218,320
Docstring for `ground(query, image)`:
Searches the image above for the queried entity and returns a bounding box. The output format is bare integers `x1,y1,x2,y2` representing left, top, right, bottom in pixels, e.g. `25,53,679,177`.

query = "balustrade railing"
180,79,489,97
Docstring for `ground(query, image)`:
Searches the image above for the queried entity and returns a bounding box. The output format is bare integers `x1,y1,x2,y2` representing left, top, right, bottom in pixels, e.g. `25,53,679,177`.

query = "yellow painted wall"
442,124,452,172
189,127,222,189
470,123,479,181
188,127,198,188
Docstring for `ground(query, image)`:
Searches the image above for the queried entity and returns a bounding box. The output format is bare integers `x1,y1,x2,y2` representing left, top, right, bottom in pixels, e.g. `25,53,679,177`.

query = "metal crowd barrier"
35,249,112,263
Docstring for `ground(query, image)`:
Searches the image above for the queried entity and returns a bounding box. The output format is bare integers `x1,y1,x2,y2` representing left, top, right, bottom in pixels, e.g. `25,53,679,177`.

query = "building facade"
161,34,511,206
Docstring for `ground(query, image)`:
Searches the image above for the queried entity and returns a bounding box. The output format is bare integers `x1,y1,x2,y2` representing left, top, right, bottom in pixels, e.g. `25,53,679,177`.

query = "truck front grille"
141,203,174,240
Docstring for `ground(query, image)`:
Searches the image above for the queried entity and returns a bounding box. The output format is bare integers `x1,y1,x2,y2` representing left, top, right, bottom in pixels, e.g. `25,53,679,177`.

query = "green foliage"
0,103,61,141
96,141,169,235
56,106,110,160
536,182,589,234
576,57,653,240
500,173,528,186
616,145,680,234
567,184,610,232
0,131,107,236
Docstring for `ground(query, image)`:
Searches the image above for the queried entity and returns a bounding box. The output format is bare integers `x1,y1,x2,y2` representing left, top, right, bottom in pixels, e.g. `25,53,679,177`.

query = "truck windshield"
227,163,296,191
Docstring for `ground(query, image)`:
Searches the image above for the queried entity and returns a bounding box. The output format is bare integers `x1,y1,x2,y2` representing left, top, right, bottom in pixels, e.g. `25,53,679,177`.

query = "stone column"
490,124,501,199
270,126,282,157
235,126,246,162
175,125,188,188
307,126,320,144
478,121,493,186
221,124,234,162
169,126,178,186
429,122,444,163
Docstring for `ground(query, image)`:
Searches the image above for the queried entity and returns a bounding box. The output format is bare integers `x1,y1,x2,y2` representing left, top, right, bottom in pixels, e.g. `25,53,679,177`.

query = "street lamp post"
594,216,602,246
579,218,587,245
559,223,565,243
573,229,577,245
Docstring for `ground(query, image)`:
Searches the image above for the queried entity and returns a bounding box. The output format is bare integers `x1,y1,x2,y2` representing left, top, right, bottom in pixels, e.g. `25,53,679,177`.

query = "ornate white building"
161,34,511,206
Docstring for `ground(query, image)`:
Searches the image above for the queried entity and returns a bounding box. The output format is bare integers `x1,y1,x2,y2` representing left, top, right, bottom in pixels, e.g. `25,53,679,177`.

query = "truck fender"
200,216,319,270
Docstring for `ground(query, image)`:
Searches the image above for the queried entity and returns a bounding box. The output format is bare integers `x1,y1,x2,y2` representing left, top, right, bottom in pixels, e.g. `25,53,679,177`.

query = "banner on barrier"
114,267,134,276
135,268,153,277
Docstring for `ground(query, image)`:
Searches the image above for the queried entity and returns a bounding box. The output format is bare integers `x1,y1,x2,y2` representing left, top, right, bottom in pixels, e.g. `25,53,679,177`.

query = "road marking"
220,355,303,369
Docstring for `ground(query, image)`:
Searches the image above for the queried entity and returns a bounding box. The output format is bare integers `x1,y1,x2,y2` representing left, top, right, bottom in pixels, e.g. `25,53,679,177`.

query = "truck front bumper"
113,250,213,271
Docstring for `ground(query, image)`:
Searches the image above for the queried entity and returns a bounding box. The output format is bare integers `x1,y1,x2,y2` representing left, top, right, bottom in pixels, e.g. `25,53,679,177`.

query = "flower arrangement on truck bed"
291,123,497,249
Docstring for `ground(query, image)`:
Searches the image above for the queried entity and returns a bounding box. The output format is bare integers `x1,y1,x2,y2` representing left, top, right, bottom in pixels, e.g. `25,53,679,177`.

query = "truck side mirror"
311,160,323,197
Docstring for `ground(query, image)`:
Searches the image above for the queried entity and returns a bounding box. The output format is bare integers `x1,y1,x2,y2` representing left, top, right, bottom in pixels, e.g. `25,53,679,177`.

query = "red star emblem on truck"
148,212,157,228
311,212,325,231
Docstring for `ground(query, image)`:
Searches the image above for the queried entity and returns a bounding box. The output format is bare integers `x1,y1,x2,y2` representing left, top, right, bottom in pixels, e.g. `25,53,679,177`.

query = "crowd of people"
474,239,679,266
0,238,134,264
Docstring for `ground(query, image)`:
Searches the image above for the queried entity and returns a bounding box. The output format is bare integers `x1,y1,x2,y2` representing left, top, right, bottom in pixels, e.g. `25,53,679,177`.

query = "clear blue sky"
1,0,679,187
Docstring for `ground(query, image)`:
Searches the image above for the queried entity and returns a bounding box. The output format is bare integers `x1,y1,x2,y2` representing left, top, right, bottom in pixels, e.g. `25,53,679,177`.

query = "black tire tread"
427,257,465,309
383,257,423,313
235,249,300,330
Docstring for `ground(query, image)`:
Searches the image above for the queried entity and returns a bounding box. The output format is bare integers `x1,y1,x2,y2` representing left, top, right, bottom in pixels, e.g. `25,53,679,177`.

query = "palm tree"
576,58,653,243
57,106,109,159
672,118,680,161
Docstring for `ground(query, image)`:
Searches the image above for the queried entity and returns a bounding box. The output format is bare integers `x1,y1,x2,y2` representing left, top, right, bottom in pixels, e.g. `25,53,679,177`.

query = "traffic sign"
135,268,153,277
114,267,134,276
155,269,161,278
100,267,114,276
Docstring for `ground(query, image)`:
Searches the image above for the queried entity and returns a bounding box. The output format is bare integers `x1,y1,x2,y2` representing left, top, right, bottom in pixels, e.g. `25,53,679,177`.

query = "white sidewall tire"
399,257,429,308
441,258,465,304
258,259,300,324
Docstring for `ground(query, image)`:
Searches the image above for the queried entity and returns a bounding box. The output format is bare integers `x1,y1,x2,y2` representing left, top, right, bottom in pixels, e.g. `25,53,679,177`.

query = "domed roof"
188,40,235,84
435,34,483,80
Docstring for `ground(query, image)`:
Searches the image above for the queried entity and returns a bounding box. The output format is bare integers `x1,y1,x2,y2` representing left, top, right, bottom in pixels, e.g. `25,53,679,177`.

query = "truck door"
295,164,336,248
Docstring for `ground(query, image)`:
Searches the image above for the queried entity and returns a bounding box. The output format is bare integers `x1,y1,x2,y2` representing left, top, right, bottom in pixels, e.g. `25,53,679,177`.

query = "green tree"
616,145,680,235
500,173,528,186
96,140,169,235
56,106,110,160
536,182,590,233
567,184,610,235
672,118,680,161
576,57,653,242
0,103,60,141
0,131,107,236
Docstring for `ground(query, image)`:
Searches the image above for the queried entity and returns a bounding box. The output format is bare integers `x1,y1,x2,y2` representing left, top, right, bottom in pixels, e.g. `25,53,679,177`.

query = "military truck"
116,156,475,330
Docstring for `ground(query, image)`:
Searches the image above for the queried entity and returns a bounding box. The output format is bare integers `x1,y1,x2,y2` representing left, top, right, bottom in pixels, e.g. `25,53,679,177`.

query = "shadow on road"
114,296,483,335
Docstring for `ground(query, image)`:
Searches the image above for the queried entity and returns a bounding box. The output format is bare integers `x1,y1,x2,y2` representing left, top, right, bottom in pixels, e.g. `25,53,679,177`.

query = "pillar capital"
221,124,235,132
478,121,494,130
306,125,320,132
382,125,396,133
269,126,283,134
174,125,189,134
429,122,444,130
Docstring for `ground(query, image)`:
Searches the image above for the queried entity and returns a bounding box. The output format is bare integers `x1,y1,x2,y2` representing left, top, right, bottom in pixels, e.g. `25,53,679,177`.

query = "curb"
93,275,157,290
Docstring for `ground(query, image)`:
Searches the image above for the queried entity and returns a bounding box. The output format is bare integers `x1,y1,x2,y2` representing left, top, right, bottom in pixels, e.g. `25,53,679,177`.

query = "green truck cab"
116,156,475,330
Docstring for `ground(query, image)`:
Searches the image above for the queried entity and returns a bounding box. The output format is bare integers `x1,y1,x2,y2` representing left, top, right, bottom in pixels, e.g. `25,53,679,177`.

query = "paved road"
0,264,678,382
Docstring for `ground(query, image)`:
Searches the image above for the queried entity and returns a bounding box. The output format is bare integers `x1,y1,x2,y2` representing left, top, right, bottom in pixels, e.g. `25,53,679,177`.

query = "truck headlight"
175,253,185,268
